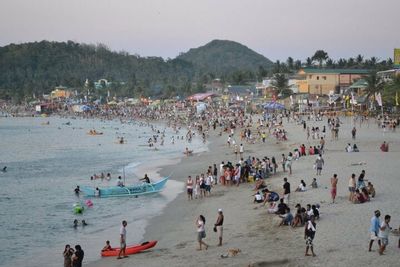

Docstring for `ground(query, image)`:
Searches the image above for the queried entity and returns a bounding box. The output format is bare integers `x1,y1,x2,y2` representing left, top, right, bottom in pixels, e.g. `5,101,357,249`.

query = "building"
377,69,400,82
50,86,72,99
297,68,370,95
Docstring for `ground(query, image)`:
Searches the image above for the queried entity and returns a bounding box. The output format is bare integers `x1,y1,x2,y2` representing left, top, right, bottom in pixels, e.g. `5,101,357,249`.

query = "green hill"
0,40,273,101
177,39,273,75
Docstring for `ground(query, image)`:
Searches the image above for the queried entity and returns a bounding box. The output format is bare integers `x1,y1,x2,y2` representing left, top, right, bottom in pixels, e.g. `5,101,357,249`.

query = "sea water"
0,116,206,267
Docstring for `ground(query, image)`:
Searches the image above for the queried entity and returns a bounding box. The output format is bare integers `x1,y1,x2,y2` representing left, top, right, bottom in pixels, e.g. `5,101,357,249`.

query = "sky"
0,0,399,62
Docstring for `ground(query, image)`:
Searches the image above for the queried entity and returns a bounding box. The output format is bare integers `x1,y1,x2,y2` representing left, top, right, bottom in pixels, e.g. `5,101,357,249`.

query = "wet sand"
87,116,400,267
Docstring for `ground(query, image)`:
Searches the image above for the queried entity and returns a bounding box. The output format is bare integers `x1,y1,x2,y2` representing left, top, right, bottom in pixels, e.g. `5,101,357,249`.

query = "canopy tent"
263,102,285,110
187,92,217,101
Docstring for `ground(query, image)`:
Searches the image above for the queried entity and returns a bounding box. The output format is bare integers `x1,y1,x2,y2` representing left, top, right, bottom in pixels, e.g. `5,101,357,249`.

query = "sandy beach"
87,115,400,267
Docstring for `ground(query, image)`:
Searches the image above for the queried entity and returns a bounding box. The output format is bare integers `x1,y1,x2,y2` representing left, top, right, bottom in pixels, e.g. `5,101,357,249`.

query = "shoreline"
86,115,400,267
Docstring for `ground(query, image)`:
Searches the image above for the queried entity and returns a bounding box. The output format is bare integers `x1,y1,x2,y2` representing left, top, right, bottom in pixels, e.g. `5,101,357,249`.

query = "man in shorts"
117,220,128,259
304,215,316,256
330,174,338,203
378,214,391,255
283,177,290,204
186,176,193,200
214,209,224,246
369,210,381,251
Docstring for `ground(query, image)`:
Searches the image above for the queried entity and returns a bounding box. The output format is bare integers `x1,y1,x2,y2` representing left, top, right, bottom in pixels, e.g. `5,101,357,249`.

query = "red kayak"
101,240,157,257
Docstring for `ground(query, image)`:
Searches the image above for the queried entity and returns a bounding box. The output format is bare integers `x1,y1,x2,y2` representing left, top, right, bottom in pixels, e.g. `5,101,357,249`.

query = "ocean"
0,116,206,267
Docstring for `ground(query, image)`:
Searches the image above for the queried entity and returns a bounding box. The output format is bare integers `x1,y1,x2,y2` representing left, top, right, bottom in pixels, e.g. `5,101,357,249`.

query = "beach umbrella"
262,102,285,110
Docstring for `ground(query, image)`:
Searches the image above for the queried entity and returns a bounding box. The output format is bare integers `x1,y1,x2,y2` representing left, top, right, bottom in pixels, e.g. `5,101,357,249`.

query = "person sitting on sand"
380,141,389,152
267,201,278,214
295,180,307,192
311,178,318,188
279,207,293,226
292,204,304,227
101,240,112,252
353,144,359,152
253,178,266,191
361,188,370,202
366,182,376,198
261,188,279,204
353,189,367,204
345,143,353,152
275,198,288,215
253,191,264,203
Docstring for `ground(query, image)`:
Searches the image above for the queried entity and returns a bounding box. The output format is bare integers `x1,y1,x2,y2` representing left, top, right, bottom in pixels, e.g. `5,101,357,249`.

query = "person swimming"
1,166,6,172
73,219,79,228
82,220,88,226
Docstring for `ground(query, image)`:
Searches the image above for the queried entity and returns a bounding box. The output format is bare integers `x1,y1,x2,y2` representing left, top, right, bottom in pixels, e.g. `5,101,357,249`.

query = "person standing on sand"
314,155,324,176
378,215,391,255
352,127,357,139
281,154,286,172
348,174,356,202
283,177,291,204
304,216,316,257
239,143,244,158
196,215,208,250
63,244,74,267
369,210,381,252
214,209,224,246
71,245,84,267
117,220,128,259
330,174,338,203
186,176,193,200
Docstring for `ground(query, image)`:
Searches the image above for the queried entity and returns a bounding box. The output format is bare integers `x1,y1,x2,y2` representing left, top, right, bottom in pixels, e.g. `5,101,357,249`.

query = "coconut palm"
270,73,292,98
364,72,384,98
356,54,364,66
311,50,329,68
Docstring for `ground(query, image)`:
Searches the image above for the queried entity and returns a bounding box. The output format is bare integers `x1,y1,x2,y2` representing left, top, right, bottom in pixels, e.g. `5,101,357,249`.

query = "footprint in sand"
175,241,188,249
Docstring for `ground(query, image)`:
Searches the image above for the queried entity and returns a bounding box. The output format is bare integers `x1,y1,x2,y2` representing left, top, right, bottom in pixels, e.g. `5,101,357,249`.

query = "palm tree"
326,58,334,68
286,57,294,70
270,73,292,98
383,74,400,105
356,54,364,66
312,50,329,68
364,72,384,98
306,57,313,67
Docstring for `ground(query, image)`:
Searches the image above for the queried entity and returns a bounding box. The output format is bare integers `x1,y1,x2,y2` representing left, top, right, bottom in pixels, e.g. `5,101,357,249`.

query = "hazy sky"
0,0,398,62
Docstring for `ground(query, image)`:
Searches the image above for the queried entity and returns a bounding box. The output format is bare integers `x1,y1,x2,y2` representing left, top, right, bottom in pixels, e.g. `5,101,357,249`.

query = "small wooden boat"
101,240,157,257
81,177,169,198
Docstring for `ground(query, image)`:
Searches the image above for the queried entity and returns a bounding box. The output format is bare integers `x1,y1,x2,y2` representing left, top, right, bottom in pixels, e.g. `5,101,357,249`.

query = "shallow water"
0,116,205,267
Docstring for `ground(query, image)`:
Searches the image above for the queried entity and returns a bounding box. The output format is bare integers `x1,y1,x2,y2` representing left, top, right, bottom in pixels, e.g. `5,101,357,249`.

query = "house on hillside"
50,86,72,99
297,68,370,95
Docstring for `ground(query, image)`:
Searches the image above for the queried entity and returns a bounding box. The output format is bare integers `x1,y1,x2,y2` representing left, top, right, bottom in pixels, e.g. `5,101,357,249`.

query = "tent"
263,102,285,110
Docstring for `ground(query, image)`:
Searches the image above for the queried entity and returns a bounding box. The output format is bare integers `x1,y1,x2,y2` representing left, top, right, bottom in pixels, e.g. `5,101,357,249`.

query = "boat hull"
101,240,157,257
81,177,168,197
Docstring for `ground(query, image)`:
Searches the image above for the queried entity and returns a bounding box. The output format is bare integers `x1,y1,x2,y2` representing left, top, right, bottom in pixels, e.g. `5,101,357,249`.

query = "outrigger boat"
81,177,169,198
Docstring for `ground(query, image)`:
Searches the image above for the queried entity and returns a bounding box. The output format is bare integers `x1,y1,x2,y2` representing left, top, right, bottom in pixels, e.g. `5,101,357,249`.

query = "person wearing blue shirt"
369,210,381,252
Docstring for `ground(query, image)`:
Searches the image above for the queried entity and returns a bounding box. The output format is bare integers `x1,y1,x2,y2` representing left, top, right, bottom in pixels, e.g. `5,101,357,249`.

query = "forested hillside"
0,40,274,101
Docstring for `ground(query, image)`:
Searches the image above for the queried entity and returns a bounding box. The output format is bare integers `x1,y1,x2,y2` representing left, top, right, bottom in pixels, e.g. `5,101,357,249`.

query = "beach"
87,115,400,267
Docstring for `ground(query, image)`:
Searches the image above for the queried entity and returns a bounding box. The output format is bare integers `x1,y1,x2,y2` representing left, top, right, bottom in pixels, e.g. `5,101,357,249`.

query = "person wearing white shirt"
378,214,391,255
117,220,127,259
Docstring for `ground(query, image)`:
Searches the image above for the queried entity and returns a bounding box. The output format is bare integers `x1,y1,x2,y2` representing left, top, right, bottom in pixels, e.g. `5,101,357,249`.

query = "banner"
395,48,400,67
396,91,399,106
375,92,382,107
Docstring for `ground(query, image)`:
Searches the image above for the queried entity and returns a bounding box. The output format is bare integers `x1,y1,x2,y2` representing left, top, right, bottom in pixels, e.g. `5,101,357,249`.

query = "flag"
375,92,382,107
351,92,355,104
396,91,399,106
